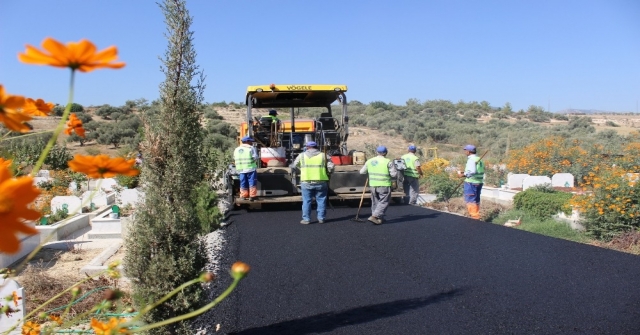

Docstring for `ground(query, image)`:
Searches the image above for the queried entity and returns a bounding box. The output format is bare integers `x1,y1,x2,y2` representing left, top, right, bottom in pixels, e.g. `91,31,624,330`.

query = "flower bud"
124,307,135,313
71,286,81,297
103,289,124,301
200,272,215,283
231,261,250,280
38,312,48,319
107,260,121,270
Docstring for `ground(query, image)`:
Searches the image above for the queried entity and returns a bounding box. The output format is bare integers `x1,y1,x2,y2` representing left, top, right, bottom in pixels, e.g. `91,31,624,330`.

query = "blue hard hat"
408,145,417,151
463,144,476,151
241,136,254,142
376,146,388,153
306,141,318,147
269,110,278,116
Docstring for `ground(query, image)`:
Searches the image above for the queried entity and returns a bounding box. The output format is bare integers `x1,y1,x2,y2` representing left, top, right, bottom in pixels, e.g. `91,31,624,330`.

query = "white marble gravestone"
0,278,26,333
99,178,119,192
522,176,552,190
507,173,530,189
551,173,574,188
82,190,109,208
119,189,143,207
51,195,82,214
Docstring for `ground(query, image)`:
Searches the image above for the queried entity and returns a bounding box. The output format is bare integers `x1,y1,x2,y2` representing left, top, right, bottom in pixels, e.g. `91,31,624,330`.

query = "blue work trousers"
463,182,483,204
301,182,328,222
239,170,257,190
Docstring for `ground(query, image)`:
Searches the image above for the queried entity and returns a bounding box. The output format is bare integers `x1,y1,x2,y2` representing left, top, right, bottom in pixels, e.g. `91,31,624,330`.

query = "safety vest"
234,146,257,170
401,153,419,178
300,153,329,181
367,156,392,187
465,156,485,184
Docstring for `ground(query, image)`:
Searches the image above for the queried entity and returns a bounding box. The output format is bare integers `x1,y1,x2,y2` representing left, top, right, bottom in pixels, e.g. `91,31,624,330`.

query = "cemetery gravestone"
507,173,530,189
552,173,575,188
82,190,109,208
119,189,143,207
0,278,25,333
522,176,552,190
51,196,82,214
99,178,119,192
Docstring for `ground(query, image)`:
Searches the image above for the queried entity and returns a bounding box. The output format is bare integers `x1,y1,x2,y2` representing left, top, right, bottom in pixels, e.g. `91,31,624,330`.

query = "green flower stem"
131,277,202,323
31,69,76,177
0,130,55,142
132,277,242,333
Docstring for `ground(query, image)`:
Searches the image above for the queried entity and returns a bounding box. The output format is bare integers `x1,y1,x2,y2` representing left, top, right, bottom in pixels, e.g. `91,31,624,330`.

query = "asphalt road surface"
212,203,640,334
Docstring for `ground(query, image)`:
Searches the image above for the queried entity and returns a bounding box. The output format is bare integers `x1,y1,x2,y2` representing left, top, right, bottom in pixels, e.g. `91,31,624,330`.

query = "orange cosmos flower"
21,321,40,335
91,317,130,335
68,154,139,179
18,38,125,72
64,113,85,137
0,85,31,132
0,158,11,171
49,314,63,325
0,166,41,254
22,98,54,116
231,261,251,279
12,291,21,307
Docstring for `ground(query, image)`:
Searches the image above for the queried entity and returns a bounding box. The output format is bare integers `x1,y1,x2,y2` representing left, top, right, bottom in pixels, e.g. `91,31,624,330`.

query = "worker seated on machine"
259,110,281,132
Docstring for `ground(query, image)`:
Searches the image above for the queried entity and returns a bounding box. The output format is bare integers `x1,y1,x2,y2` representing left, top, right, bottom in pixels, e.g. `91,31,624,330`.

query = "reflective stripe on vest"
367,156,392,187
401,153,419,178
300,153,329,181
464,156,485,184
234,146,257,170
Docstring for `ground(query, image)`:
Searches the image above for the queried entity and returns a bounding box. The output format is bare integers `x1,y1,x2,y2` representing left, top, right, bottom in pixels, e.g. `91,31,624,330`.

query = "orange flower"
64,113,85,137
68,154,139,179
49,314,63,325
0,158,11,171
91,317,130,334
22,98,54,116
0,85,31,132
0,166,41,254
21,321,40,335
18,38,125,72
12,291,21,307
231,261,251,279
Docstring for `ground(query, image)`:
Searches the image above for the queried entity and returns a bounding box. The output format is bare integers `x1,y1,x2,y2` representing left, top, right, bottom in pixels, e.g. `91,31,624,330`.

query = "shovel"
351,178,368,222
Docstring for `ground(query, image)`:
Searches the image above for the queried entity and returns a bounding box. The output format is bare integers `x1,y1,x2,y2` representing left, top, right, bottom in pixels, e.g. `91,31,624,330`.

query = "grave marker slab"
523,176,552,190
82,190,109,208
119,189,143,207
0,278,25,333
99,178,119,192
507,173,530,189
552,173,574,188
51,196,82,214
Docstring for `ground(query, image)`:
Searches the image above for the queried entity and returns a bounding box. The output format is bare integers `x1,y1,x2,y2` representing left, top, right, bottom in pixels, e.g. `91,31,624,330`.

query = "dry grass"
605,230,640,255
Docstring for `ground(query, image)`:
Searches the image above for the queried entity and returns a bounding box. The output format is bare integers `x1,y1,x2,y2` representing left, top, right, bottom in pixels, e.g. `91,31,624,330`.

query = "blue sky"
1,0,639,112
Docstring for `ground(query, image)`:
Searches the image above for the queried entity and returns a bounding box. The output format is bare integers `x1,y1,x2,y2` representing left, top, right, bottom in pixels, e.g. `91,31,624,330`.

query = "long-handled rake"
351,178,368,222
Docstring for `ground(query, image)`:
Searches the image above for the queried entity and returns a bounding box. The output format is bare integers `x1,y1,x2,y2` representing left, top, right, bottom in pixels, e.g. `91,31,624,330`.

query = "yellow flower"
22,98,54,116
91,317,130,334
68,154,138,179
21,321,40,335
0,165,41,254
0,85,31,132
18,38,125,72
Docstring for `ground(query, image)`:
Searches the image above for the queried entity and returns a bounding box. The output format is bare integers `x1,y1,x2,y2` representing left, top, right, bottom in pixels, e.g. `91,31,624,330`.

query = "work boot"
467,203,481,220
368,216,382,225
300,220,310,224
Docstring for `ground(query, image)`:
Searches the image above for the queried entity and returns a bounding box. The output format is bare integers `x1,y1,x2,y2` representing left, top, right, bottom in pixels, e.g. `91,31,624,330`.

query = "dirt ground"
13,247,103,280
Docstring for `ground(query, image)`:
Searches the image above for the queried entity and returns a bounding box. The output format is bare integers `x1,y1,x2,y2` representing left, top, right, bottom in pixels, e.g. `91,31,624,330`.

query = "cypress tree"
124,0,207,333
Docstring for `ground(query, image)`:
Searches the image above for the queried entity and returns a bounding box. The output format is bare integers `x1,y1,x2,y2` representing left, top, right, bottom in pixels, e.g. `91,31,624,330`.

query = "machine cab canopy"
246,84,348,108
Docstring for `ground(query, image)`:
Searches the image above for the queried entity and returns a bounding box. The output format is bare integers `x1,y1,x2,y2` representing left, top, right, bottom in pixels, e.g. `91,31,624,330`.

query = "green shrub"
513,188,572,219
605,120,619,127
192,181,222,233
115,168,140,188
423,171,461,202
492,209,588,243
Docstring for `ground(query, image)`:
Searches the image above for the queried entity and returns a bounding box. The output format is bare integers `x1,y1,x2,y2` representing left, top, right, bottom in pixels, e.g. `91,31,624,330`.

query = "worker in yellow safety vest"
401,145,424,205
291,141,335,224
359,146,398,225
233,136,259,200
457,144,484,219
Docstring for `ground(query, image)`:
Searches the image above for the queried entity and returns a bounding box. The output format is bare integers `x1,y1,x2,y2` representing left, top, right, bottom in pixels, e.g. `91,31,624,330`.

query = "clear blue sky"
1,0,639,112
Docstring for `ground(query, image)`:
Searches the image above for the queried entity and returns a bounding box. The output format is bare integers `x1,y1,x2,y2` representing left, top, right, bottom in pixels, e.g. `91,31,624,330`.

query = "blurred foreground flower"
0,165,41,254
68,154,139,179
21,321,40,335
0,158,11,170
0,84,31,132
18,38,125,72
64,113,85,137
231,261,251,280
91,317,130,335
22,98,54,116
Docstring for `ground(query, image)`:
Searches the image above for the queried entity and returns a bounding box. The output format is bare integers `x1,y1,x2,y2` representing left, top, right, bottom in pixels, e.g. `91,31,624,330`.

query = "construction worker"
401,145,423,205
291,141,335,224
267,110,280,123
457,144,484,219
233,136,259,200
360,146,397,225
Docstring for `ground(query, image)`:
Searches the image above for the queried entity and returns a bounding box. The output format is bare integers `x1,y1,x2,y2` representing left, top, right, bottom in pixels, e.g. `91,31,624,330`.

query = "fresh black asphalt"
211,203,640,334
